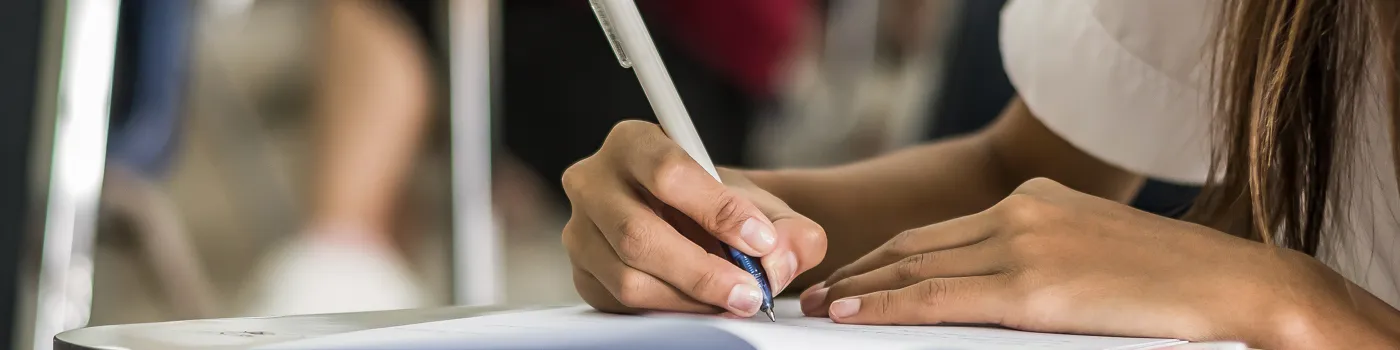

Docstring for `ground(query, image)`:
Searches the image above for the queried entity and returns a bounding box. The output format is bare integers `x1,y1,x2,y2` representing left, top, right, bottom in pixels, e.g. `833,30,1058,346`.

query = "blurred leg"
243,0,433,316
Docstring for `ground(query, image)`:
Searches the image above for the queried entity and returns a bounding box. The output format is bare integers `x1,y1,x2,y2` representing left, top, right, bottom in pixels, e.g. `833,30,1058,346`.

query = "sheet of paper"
262,300,1185,350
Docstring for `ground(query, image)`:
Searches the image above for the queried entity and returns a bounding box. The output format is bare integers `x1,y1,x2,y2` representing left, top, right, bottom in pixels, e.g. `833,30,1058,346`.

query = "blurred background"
0,0,1198,349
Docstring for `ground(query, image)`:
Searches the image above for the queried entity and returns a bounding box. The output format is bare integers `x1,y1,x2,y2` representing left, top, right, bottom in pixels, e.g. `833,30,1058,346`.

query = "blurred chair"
28,0,123,349
449,0,501,306
30,1,217,348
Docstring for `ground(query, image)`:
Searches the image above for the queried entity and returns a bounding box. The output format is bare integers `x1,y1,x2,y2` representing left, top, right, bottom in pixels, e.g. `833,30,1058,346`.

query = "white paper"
262,300,1185,350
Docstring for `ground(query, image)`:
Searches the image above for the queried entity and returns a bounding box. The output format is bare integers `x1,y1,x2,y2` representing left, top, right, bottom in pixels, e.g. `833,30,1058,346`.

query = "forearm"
746,133,1011,286
746,99,1144,288
1266,273,1400,348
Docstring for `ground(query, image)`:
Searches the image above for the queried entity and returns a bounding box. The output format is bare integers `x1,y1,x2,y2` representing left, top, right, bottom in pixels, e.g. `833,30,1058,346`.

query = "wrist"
1247,252,1400,348
1256,299,1327,349
1260,302,1400,348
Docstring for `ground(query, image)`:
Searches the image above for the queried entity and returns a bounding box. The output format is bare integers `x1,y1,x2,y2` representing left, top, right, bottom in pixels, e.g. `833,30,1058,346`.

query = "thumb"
741,186,826,295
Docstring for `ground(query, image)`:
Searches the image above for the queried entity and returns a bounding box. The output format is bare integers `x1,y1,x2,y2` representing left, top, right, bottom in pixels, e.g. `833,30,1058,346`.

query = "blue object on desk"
283,319,758,350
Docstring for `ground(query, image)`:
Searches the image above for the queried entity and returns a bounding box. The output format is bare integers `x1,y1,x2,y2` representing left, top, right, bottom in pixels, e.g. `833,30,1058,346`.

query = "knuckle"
885,230,913,252
1013,177,1062,194
602,121,662,162
560,161,590,194
894,254,928,281
704,192,748,234
614,270,653,307
611,218,656,265
609,120,655,139
873,292,899,316
560,221,581,253
995,194,1051,226
648,151,694,198
884,229,921,257
917,280,951,305
690,269,722,297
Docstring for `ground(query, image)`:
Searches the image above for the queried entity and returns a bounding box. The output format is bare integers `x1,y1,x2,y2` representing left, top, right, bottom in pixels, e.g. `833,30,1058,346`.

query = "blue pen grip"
723,245,774,308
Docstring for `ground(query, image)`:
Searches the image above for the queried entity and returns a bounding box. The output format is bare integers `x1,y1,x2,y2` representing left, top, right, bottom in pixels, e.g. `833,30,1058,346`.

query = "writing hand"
564,121,827,317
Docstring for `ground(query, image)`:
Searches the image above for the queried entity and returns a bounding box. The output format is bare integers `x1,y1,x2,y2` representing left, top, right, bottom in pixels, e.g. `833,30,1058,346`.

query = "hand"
799,178,1381,347
563,121,827,317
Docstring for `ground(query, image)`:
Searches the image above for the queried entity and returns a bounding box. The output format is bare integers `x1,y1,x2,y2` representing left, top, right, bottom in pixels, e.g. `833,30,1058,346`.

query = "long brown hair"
1188,0,1400,255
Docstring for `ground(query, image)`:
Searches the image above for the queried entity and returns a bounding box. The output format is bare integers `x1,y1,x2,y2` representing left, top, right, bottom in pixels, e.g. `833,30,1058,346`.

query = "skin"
802,178,1400,348
561,98,1400,348
310,0,432,244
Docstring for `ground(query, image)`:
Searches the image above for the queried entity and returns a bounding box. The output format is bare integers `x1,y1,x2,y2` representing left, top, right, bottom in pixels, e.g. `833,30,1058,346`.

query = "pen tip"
764,309,776,322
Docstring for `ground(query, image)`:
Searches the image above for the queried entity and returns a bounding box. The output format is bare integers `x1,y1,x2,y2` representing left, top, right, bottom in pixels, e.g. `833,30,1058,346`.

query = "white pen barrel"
604,0,723,183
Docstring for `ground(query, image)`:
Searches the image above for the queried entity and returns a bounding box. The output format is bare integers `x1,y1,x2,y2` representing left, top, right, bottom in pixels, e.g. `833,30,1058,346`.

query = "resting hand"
802,178,1391,348
563,121,827,317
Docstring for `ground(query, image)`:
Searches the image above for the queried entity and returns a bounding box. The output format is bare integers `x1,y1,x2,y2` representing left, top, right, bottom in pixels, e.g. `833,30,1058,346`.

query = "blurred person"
558,0,1400,348
243,0,435,315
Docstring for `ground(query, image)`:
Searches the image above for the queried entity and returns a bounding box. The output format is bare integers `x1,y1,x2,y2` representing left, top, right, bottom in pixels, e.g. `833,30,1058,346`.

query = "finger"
574,267,634,313
825,213,994,286
799,282,829,316
822,245,1002,307
758,210,826,295
734,182,827,295
565,222,720,314
607,121,778,256
573,267,703,314
829,275,1011,326
575,182,767,316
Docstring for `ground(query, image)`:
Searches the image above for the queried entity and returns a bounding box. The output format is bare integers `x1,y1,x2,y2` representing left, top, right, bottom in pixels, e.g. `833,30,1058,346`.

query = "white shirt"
1001,0,1400,307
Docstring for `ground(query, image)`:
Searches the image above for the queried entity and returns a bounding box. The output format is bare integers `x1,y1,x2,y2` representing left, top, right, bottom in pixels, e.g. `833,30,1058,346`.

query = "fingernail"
765,252,798,293
800,287,829,313
728,284,763,314
830,298,861,319
740,218,777,253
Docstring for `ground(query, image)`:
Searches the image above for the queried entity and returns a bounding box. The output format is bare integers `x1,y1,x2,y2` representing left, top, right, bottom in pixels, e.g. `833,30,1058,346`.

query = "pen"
588,0,777,322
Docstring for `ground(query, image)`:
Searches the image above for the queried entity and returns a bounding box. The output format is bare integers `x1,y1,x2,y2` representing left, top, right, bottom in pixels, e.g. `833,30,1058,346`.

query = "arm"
745,98,1145,287
557,98,1135,318
750,100,1400,347
309,0,432,241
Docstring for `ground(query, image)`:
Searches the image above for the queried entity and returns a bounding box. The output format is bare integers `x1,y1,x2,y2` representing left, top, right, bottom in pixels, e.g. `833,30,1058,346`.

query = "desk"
54,305,529,350
58,303,1253,350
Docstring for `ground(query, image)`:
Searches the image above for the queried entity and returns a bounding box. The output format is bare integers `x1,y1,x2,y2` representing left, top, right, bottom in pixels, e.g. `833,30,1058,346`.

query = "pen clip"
589,0,632,68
